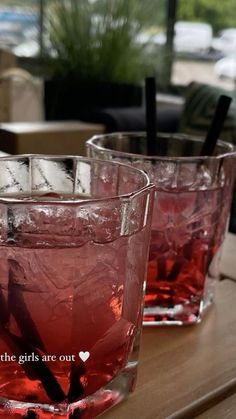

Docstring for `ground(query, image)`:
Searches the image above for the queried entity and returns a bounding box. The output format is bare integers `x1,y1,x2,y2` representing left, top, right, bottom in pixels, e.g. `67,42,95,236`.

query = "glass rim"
87,132,236,162
0,154,154,204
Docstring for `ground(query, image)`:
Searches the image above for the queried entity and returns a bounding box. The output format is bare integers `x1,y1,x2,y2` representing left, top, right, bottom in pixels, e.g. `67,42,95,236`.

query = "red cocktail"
87,132,236,325
144,186,230,324
0,156,154,418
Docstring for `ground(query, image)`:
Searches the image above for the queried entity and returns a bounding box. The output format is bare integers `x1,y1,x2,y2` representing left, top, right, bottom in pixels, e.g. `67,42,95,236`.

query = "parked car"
214,55,236,80
13,26,38,57
13,39,39,57
212,28,236,55
174,21,213,53
137,21,213,55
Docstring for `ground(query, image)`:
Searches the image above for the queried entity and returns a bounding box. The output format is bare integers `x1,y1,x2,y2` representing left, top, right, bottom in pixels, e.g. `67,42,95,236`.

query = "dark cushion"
179,81,236,145
79,106,182,133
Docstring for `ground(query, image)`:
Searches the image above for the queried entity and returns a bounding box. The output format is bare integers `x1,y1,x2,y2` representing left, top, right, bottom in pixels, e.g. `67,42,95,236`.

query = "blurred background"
0,0,235,233
0,0,235,92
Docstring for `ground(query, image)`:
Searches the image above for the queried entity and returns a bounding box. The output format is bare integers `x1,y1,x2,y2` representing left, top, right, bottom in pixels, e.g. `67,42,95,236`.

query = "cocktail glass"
0,155,154,418
87,133,236,325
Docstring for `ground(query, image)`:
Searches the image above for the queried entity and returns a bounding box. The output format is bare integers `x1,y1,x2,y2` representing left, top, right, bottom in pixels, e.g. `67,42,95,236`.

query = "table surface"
104,233,236,419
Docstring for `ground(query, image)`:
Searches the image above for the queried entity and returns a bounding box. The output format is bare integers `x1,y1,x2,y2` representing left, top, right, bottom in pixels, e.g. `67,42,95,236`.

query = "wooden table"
0,121,105,156
104,234,236,419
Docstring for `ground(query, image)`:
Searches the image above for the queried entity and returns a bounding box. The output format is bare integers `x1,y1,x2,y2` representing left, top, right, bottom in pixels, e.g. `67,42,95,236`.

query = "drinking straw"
0,319,66,402
24,411,38,419
0,288,9,326
5,260,85,404
0,325,37,380
1,232,81,404
145,77,158,155
68,363,85,402
0,263,67,402
200,95,232,156
24,410,38,419
8,260,46,352
167,256,186,281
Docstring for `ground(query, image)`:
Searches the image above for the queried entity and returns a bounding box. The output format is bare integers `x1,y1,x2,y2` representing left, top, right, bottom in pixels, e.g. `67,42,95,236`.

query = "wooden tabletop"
104,234,236,419
197,393,236,419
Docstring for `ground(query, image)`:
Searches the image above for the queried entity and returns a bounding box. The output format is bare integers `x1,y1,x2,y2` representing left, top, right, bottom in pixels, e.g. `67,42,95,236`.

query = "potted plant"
44,0,155,120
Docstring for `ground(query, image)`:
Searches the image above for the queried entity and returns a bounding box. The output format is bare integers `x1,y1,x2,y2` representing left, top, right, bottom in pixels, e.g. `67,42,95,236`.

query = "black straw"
145,77,158,155
0,260,66,403
200,95,232,156
8,260,46,352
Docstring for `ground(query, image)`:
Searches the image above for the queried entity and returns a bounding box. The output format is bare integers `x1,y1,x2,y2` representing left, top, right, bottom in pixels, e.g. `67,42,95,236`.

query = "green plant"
47,0,156,84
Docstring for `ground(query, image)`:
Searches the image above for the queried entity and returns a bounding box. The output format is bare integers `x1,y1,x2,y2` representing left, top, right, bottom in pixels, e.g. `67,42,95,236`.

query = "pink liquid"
0,225,148,416
143,187,230,324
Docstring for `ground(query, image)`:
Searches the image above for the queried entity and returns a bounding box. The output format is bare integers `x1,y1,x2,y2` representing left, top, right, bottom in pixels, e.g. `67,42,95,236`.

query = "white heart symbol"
79,351,90,362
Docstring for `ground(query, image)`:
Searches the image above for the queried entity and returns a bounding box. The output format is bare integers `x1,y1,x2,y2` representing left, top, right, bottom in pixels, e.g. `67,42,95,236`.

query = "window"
172,0,236,91
0,1,40,57
1,1,235,94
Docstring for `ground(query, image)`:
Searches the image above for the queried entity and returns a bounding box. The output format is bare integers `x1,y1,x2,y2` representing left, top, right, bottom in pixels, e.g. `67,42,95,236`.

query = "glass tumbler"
87,133,236,325
0,155,154,418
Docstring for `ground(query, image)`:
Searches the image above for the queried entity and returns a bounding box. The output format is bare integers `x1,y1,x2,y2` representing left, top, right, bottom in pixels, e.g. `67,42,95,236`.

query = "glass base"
143,296,214,326
0,363,137,418
143,273,218,326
